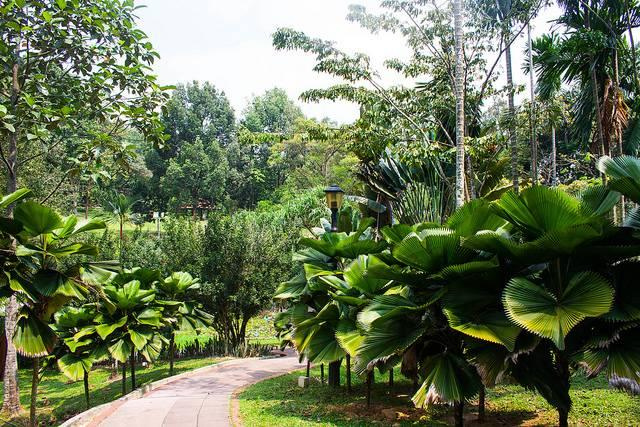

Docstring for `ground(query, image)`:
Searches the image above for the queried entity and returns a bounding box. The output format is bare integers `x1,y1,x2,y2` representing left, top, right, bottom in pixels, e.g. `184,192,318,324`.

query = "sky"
136,1,561,124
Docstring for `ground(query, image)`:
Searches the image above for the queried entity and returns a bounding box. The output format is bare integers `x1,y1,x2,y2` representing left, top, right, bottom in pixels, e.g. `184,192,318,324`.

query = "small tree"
155,272,213,376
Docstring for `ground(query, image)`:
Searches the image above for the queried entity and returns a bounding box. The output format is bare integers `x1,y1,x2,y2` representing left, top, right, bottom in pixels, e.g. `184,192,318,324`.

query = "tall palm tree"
453,0,466,208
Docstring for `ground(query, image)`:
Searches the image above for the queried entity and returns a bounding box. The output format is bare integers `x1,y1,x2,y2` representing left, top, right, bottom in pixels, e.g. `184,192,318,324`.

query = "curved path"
85,354,304,427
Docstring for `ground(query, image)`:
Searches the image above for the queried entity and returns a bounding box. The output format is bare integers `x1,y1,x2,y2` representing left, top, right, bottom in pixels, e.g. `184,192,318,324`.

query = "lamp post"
324,184,344,232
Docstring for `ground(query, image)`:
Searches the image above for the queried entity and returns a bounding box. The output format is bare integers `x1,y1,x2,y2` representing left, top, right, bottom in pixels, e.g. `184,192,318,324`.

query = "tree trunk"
2,59,21,417
346,354,352,392
84,370,90,409
122,361,127,396
585,5,606,165
2,295,21,415
169,334,175,377
306,359,310,378
454,400,464,427
558,407,569,427
528,23,538,184
627,0,639,92
366,372,372,407
478,385,486,422
551,125,557,185
506,41,519,192
388,368,394,387
328,359,341,387
320,364,324,385
453,0,466,208
29,357,39,427
130,348,136,390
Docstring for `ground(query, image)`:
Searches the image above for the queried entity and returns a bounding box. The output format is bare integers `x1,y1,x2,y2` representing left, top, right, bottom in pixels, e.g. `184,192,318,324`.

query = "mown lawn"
0,356,224,426
237,365,640,426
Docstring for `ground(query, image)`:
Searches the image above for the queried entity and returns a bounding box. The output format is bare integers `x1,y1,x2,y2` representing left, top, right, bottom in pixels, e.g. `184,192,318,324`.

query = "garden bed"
236,365,640,426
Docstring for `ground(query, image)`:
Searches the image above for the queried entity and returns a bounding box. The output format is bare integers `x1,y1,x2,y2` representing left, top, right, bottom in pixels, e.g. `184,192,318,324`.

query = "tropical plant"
3,200,106,426
52,306,109,409
155,272,213,376
107,193,141,241
80,268,168,395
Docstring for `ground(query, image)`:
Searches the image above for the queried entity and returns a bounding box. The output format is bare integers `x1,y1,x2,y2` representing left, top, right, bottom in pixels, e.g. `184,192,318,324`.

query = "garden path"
86,352,304,427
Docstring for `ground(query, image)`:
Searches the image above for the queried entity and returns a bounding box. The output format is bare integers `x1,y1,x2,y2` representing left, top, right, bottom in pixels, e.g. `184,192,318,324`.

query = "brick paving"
87,354,304,427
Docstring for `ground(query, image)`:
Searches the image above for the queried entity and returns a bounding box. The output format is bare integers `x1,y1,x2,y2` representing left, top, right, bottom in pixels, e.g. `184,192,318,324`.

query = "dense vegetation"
1,0,640,426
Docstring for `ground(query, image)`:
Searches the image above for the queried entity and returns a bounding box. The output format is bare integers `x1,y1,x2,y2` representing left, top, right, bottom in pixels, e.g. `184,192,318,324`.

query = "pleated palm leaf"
460,185,640,427
155,272,213,375
52,306,109,409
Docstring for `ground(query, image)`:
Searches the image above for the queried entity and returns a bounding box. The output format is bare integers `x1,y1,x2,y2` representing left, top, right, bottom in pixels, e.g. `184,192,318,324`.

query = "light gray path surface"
87,354,304,427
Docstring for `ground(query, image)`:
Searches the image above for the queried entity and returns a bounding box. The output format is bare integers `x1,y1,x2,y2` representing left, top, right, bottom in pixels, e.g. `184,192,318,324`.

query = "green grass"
237,365,640,426
0,356,225,426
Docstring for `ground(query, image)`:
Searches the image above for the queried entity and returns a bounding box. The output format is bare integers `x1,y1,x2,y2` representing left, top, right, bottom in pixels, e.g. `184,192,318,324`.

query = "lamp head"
324,184,344,210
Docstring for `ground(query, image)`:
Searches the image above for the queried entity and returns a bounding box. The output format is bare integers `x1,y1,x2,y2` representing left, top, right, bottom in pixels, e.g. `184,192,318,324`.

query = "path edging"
58,358,240,427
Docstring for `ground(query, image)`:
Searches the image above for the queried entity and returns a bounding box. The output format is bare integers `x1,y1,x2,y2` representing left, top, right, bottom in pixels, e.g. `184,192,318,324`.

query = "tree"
154,272,212,376
453,0,466,208
161,81,236,156
160,139,228,214
4,201,106,426
0,1,167,411
242,88,303,135
107,194,140,242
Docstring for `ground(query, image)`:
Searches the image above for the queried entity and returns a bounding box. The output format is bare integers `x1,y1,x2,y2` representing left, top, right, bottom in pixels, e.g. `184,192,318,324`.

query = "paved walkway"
87,354,305,427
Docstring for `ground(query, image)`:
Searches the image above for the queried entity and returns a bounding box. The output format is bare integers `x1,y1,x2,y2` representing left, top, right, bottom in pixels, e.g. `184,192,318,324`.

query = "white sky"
136,1,562,124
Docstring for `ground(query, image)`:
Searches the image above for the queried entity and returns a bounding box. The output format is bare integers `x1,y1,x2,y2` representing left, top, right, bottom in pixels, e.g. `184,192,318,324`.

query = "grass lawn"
0,356,225,426
237,365,640,426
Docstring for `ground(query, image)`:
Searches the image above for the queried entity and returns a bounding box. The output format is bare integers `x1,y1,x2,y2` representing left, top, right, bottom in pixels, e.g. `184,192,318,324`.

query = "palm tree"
107,193,141,242
81,268,167,394
53,306,109,409
4,201,106,426
155,272,213,376
453,0,466,207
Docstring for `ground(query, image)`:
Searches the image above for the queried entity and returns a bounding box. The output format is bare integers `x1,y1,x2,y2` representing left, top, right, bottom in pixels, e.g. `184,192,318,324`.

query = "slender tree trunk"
388,369,394,387
478,385,486,422
453,0,466,208
84,371,90,409
346,354,352,392
454,400,464,427
320,364,324,385
130,348,136,390
306,359,310,378
122,361,127,396
585,5,606,167
552,125,557,185
169,334,175,377
366,371,374,408
328,359,341,387
506,41,519,192
556,351,570,427
29,357,39,427
528,23,538,183
627,0,639,92
2,58,21,417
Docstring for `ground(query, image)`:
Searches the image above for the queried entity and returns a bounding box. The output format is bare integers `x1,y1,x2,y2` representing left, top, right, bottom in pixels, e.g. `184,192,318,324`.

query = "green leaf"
14,313,57,357
14,201,63,236
42,11,52,22
0,188,31,210
597,155,640,202
129,328,153,350
58,354,92,381
412,352,482,405
95,316,127,339
343,255,391,296
56,0,66,9
109,338,131,363
31,269,67,296
503,272,613,349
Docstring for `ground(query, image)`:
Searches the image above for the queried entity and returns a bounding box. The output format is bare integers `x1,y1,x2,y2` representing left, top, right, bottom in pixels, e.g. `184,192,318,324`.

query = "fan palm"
155,272,213,376
2,201,106,427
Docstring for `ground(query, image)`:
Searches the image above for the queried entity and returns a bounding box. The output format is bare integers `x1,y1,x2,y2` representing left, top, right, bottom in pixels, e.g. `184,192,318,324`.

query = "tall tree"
454,0,466,208
0,0,167,413
242,88,303,135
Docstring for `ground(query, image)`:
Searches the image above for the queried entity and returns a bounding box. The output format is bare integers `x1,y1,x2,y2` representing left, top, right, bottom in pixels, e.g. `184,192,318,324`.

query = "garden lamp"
324,184,344,232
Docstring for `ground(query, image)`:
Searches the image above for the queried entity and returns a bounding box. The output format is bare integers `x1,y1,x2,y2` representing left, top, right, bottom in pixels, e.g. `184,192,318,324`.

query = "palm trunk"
454,400,465,427
627,0,639,92
320,364,324,385
84,370,90,409
29,357,40,427
528,22,538,183
552,125,557,185
122,361,127,396
169,334,175,376
478,385,486,422
328,359,341,387
130,348,136,390
346,354,352,392
2,57,22,418
506,41,519,192
388,368,394,387
453,0,466,208
366,370,374,408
